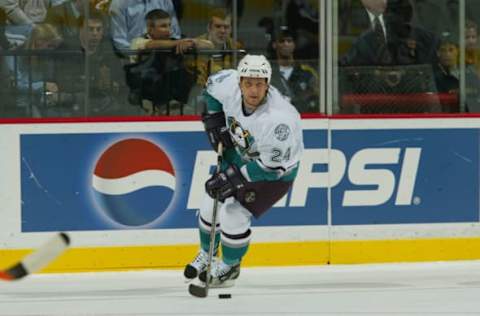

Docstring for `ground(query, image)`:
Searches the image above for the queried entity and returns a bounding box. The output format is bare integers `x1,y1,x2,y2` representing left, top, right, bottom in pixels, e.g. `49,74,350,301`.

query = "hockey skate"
198,260,240,288
184,250,209,280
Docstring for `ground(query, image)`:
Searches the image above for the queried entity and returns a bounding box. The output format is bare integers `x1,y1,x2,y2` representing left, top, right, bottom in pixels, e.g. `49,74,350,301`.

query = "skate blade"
184,277,195,284
208,279,235,288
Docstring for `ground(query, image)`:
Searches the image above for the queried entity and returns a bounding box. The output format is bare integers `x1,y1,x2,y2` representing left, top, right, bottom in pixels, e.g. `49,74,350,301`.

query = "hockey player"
184,54,304,287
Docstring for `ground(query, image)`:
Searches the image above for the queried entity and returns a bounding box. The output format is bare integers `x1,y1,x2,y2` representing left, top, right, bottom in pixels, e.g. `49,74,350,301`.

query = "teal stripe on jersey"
246,161,299,182
222,243,249,266
203,91,223,113
222,148,244,169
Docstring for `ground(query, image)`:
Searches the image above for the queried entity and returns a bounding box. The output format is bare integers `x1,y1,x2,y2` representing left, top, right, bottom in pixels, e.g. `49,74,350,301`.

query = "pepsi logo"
92,138,176,226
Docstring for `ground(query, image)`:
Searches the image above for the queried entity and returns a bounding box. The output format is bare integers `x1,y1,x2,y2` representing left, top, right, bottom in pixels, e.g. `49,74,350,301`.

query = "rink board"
1,118,480,271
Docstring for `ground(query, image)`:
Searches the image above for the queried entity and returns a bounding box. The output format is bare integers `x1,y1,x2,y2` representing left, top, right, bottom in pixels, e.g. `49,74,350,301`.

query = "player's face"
240,77,269,108
147,18,171,40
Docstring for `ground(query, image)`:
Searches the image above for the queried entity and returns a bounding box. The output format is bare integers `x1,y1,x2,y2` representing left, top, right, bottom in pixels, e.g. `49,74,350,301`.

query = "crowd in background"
0,0,479,117
339,0,480,113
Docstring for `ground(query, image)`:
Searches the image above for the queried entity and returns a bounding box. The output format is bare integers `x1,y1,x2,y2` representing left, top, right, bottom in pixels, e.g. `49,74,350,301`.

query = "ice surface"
1,261,480,315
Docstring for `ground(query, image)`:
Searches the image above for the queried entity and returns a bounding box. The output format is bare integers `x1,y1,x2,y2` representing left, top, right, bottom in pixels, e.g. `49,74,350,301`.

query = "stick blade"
188,283,208,298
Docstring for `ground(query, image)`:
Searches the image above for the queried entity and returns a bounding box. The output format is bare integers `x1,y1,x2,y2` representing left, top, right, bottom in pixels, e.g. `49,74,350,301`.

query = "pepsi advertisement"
20,130,327,232
20,127,479,232
330,129,479,225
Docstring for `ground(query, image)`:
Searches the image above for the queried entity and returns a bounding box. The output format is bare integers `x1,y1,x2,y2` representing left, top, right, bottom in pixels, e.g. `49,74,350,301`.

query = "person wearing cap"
434,31,480,112
269,26,319,113
466,20,480,76
433,32,460,94
183,54,304,288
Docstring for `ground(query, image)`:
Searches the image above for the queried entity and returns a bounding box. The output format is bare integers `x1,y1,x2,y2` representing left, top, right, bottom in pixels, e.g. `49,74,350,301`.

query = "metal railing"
0,48,246,118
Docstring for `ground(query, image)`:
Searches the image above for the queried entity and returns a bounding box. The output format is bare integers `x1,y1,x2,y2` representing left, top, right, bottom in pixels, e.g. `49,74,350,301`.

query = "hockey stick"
0,232,70,281
189,142,223,298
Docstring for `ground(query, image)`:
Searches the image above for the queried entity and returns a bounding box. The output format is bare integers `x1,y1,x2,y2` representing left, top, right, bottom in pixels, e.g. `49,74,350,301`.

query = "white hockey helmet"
237,54,272,84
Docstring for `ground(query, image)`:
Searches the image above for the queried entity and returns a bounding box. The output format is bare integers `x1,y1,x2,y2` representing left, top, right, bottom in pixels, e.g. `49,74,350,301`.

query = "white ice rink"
2,261,480,316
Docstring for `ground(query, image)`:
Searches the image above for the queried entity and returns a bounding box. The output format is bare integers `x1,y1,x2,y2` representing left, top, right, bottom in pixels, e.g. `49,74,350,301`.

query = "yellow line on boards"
1,238,480,273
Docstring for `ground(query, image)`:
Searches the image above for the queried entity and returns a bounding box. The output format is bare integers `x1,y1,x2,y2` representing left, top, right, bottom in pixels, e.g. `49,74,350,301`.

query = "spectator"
205,0,244,25
360,0,387,37
126,9,212,115
130,9,212,59
185,7,242,113
466,20,480,76
109,0,181,53
19,0,54,24
269,26,319,113
91,0,110,12
433,33,459,94
4,0,65,49
56,12,125,116
339,0,387,37
0,0,32,24
44,0,85,47
432,32,480,113
384,0,438,65
285,0,319,60
346,0,389,65
341,0,439,66
0,6,15,116
172,0,182,23
7,23,63,117
0,6,9,48
412,0,454,38
45,0,112,47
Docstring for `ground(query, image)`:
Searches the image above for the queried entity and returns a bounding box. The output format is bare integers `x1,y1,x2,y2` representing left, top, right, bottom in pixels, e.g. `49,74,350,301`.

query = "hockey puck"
218,294,232,299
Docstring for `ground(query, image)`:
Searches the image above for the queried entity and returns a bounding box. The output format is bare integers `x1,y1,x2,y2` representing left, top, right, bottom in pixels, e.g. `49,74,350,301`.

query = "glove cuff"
225,165,246,191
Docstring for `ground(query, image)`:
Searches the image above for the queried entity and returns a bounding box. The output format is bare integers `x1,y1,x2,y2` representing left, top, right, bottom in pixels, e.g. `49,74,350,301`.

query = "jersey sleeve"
205,69,237,105
202,91,223,113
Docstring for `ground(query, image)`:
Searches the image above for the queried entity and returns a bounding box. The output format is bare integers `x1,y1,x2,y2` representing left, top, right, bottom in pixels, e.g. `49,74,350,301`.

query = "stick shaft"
0,232,70,281
204,142,223,295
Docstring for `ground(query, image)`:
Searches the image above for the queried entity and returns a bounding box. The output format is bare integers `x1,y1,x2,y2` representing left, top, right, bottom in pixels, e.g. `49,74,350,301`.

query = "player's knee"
198,195,221,224
219,204,251,235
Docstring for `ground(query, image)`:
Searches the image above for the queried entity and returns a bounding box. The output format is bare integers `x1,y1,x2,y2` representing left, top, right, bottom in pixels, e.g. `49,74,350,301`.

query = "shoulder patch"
207,70,233,89
274,124,290,141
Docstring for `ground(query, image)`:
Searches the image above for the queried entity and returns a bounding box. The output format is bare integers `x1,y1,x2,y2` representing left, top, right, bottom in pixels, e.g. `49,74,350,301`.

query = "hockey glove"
202,111,234,150
205,165,246,202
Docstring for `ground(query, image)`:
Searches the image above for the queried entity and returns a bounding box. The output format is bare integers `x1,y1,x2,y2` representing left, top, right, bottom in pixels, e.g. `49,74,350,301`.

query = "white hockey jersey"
205,69,304,181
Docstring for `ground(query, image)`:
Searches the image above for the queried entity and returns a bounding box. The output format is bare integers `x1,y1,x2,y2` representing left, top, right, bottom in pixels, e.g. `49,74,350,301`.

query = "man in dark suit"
339,0,387,37
340,0,439,66
362,0,388,35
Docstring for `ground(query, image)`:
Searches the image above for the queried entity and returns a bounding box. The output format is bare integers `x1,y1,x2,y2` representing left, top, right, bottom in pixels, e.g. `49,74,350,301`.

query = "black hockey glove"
202,111,234,150
205,165,246,202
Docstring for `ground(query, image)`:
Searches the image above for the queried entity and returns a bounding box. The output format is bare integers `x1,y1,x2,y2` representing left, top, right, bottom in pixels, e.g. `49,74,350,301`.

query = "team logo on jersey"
274,124,290,141
92,138,176,227
227,117,258,158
